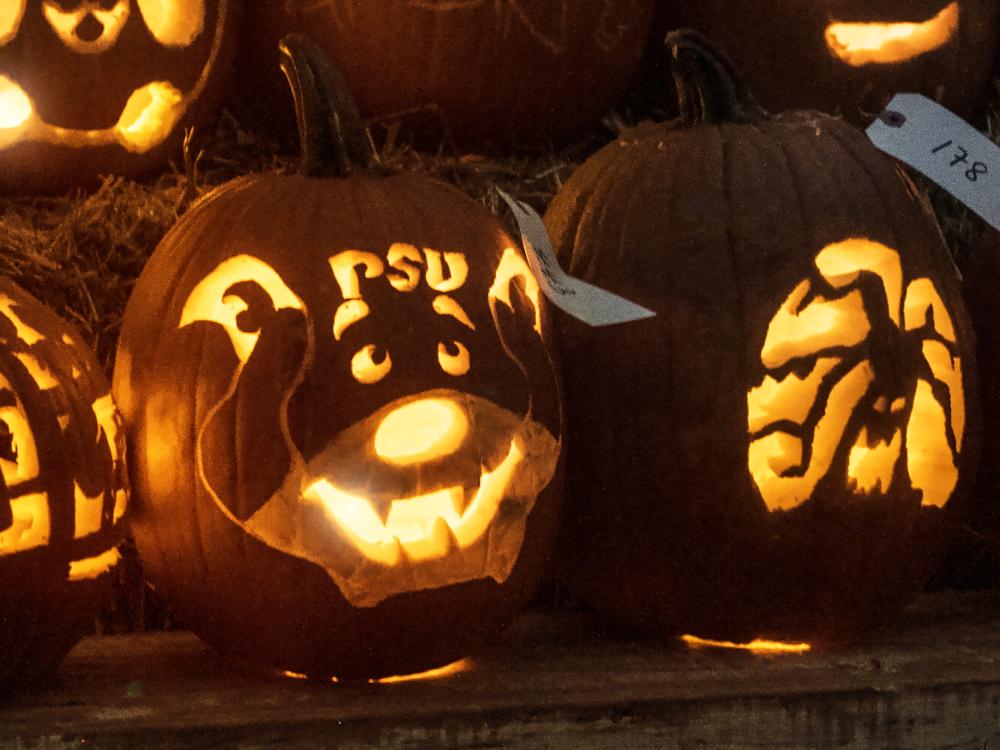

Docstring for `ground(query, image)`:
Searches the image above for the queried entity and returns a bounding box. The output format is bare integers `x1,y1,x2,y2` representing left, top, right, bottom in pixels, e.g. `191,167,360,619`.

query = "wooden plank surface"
3,592,1000,749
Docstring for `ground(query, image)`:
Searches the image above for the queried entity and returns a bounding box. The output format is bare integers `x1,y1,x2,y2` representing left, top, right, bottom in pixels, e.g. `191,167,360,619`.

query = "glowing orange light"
370,658,471,684
826,2,959,66
279,659,469,684
374,398,467,464
681,635,812,654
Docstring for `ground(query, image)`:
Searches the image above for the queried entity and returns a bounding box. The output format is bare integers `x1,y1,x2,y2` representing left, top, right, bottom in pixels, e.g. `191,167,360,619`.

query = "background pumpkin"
113,37,563,679
0,277,126,691
235,0,654,150
649,0,1000,123
0,0,235,194
545,32,979,645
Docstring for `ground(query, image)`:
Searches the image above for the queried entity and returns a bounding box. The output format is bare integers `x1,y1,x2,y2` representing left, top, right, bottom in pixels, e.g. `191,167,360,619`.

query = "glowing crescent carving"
179,255,304,364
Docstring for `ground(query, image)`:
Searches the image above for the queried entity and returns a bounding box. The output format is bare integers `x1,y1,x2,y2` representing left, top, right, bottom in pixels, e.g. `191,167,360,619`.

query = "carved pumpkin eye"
438,340,470,377
351,344,391,384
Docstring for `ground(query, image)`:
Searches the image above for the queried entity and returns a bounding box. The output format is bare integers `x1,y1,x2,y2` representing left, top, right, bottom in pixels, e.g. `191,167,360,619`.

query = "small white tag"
497,190,656,327
867,94,1000,232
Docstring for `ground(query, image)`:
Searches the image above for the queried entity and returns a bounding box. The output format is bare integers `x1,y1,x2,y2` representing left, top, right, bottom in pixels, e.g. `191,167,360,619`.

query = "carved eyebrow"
432,295,476,331
333,299,371,341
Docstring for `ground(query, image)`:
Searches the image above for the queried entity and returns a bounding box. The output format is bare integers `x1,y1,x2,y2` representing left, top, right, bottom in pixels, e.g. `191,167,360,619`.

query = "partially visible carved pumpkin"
236,0,654,149
545,32,978,645
0,0,235,193
651,1,1000,122
0,277,127,690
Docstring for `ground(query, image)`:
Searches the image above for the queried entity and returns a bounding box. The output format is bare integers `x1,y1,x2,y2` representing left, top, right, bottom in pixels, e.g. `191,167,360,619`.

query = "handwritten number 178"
932,140,989,182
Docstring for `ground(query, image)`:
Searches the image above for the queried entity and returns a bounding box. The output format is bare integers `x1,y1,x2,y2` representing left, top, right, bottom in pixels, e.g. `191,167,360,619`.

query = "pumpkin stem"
278,34,377,178
666,30,768,126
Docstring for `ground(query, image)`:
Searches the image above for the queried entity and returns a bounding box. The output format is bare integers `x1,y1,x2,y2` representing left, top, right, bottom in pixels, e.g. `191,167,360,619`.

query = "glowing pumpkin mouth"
0,76,185,152
305,437,524,566
209,390,560,608
825,2,959,66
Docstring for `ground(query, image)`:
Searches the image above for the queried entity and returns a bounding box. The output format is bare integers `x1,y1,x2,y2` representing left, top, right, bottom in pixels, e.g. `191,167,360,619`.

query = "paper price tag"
867,94,1000,232
497,190,656,327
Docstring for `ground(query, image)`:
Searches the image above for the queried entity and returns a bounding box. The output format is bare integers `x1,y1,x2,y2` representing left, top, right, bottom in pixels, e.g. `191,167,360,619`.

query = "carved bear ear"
136,0,204,47
0,0,26,46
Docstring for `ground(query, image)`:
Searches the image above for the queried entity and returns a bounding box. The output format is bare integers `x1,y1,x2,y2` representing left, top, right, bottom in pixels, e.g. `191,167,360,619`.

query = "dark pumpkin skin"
954,229,1000,572
545,32,979,646
0,0,235,194
235,0,654,149
0,278,126,692
652,0,999,124
113,38,563,680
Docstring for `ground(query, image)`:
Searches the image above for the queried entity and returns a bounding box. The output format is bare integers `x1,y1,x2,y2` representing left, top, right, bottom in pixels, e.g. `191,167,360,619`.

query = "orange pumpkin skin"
236,0,654,149
113,38,563,680
113,173,563,679
0,0,235,194
545,33,978,646
0,278,126,690
652,0,1000,123
956,229,1000,571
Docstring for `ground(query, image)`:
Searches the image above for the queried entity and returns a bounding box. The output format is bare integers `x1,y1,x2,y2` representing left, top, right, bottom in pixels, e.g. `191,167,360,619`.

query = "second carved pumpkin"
652,0,1000,123
545,32,978,645
236,0,654,149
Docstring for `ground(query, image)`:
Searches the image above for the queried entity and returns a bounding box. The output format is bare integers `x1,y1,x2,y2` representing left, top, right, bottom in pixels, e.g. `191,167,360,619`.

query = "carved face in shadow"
178,242,561,608
748,239,965,512
0,0,221,154
0,284,126,581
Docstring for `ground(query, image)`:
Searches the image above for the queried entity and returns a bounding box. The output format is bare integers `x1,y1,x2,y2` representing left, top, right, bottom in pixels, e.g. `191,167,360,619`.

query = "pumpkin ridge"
719,128,752,417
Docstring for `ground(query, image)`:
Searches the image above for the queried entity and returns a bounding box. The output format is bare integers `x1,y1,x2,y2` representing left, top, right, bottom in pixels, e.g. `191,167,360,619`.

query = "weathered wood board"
2,592,999,749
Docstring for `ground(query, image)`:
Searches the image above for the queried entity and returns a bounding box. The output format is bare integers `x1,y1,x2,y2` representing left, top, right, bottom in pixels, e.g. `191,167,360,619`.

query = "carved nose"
374,398,468,466
76,13,105,42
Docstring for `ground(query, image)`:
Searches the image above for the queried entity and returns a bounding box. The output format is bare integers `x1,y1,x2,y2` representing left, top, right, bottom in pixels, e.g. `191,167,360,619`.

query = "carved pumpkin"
0,0,235,193
0,278,127,689
236,0,654,148
545,32,978,645
113,37,562,679
652,1,1000,122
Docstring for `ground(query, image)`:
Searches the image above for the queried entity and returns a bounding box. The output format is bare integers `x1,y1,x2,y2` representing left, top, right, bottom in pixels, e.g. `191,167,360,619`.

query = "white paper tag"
867,94,1000,232
497,190,656,327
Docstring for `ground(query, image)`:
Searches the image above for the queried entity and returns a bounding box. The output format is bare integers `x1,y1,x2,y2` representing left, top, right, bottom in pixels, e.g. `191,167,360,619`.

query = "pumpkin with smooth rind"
113,36,563,680
651,0,1000,123
545,31,978,646
235,0,654,149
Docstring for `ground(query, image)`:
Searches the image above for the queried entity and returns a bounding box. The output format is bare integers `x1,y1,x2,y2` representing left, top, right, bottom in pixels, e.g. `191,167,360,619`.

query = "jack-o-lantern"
545,32,978,645
236,0,654,149
113,37,562,679
0,277,127,690
651,1,1000,122
0,0,234,193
